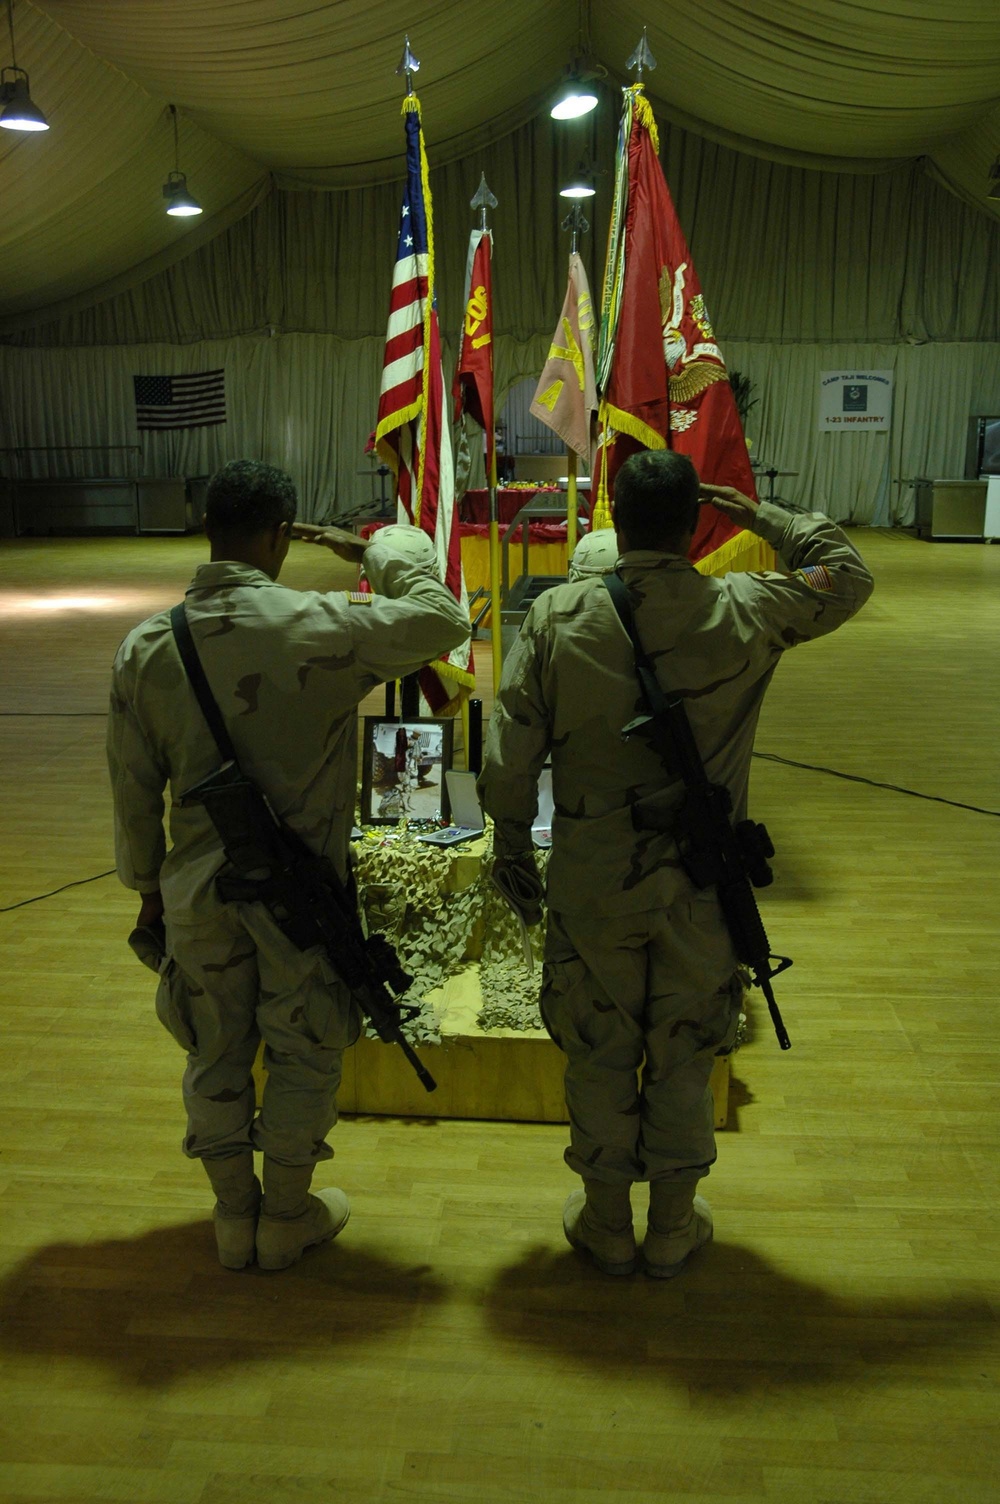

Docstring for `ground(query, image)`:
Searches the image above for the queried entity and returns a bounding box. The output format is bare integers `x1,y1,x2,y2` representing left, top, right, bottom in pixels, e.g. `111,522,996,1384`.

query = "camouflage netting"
352,821,550,1043
352,824,750,1046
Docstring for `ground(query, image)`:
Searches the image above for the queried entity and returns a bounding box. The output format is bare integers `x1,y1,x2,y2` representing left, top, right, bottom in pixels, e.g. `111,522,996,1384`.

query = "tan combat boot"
563,1179,637,1276
256,1160,350,1272
203,1153,261,1270
643,1181,713,1279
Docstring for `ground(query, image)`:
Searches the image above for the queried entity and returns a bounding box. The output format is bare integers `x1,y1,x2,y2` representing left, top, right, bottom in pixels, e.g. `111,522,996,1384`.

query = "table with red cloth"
459,485,591,525
359,519,571,618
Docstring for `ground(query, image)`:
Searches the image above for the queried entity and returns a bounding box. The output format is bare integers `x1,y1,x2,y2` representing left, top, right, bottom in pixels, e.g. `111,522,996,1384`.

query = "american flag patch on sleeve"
795,564,834,592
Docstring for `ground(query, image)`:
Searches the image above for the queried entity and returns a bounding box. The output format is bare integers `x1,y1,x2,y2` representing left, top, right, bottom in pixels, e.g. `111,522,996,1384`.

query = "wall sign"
819,370,892,431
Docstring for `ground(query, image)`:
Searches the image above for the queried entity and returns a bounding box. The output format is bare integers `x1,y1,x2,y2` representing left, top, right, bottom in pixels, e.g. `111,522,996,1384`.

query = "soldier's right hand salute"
698,483,760,530
292,521,370,562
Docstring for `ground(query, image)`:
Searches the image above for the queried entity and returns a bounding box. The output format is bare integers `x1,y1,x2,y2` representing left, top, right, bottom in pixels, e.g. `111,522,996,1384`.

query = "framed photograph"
360,717,454,826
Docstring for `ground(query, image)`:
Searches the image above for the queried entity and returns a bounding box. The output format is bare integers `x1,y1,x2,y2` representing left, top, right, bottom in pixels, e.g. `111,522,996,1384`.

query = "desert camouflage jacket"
108,535,469,919
479,500,874,917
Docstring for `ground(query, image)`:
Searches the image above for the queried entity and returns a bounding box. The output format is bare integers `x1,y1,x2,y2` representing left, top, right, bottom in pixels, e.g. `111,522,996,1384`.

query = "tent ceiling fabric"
2,0,999,320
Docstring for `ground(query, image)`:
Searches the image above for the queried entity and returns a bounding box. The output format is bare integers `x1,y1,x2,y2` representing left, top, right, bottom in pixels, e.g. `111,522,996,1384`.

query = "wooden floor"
0,528,998,1503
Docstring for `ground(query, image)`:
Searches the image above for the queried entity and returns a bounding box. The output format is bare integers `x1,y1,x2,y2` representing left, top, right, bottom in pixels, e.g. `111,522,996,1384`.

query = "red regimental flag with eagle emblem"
593,86,772,576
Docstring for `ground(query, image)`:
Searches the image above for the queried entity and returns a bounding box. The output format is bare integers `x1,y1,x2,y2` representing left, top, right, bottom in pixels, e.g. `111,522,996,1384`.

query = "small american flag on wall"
133,369,226,431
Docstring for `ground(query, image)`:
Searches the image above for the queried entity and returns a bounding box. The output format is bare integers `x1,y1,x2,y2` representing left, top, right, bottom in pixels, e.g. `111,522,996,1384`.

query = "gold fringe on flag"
429,652,477,716
694,529,776,578
631,85,659,154
601,399,666,456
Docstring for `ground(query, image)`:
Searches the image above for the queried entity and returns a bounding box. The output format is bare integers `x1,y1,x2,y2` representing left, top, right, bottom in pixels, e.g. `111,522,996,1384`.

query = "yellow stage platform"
337,970,731,1129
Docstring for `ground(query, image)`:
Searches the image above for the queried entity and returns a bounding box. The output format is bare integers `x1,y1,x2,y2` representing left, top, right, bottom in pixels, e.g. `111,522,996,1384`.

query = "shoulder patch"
346,592,373,605
795,564,834,592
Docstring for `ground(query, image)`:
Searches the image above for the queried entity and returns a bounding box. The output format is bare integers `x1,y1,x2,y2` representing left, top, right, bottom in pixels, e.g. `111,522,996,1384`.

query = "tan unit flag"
530,251,597,464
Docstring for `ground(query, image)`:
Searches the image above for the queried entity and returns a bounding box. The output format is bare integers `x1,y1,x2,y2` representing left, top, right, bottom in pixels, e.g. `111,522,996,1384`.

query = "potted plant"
729,370,759,427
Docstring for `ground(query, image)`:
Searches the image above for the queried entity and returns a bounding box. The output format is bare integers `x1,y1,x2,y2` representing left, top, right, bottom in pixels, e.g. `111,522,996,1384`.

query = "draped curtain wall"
2,110,999,524
730,342,1000,523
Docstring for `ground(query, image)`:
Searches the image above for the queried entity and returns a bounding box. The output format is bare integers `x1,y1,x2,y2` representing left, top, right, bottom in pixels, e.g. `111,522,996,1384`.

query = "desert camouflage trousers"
155,897,362,1166
540,895,742,1185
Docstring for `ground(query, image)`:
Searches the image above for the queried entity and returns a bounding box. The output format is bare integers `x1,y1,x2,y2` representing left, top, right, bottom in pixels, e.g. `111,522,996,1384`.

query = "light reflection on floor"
0,589,170,618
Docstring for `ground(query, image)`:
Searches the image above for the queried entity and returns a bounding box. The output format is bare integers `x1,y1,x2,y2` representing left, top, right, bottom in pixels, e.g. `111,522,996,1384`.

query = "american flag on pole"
133,369,226,431
374,97,474,713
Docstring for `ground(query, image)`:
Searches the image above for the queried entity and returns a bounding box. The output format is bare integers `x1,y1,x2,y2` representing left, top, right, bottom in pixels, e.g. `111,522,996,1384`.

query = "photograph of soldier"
478,449,874,1280
107,459,469,1272
363,718,451,823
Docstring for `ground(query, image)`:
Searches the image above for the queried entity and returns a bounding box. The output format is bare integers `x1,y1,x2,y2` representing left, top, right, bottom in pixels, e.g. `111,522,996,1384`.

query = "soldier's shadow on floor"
482,1239,991,1394
0,1219,446,1389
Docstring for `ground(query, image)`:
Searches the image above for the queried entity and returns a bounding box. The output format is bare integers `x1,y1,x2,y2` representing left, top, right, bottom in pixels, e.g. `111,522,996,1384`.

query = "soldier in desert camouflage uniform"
478,450,873,1278
108,460,469,1270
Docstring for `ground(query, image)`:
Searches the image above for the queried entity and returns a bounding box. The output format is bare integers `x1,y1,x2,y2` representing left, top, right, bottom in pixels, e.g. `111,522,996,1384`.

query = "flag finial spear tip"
561,201,590,253
470,172,498,214
396,35,421,90
561,203,590,236
626,27,657,78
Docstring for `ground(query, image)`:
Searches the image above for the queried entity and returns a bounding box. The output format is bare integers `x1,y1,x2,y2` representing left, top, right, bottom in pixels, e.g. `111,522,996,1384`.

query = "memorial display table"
339,967,731,1128
334,832,731,1128
460,484,591,526
359,519,572,613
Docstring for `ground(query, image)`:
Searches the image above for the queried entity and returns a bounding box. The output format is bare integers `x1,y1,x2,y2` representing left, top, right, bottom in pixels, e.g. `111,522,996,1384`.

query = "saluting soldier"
479,449,874,1277
108,460,468,1270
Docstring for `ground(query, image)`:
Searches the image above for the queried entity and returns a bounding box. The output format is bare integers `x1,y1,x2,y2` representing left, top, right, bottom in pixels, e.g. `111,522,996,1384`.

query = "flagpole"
592,28,658,531
392,34,423,717
561,203,590,560
566,450,578,557
469,173,503,696
488,436,503,694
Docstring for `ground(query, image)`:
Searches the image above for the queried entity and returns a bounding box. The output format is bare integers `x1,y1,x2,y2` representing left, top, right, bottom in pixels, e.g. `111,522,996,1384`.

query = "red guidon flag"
374,97,474,711
453,227,494,478
593,85,772,576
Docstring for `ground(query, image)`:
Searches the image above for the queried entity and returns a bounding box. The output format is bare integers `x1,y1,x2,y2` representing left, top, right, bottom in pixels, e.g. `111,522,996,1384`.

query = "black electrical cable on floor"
753,750,1000,817
3,753,995,915
0,869,116,913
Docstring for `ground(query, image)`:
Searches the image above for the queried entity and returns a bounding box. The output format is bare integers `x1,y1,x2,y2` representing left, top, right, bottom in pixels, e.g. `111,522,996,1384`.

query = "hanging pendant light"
0,1,48,132
559,161,596,199
551,2,603,120
163,104,202,217
550,69,598,121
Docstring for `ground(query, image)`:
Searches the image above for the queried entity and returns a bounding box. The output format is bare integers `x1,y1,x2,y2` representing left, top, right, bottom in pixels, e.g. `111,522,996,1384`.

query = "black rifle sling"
169,604,437,1089
603,570,652,677
602,573,793,1050
169,603,239,765
603,572,690,749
